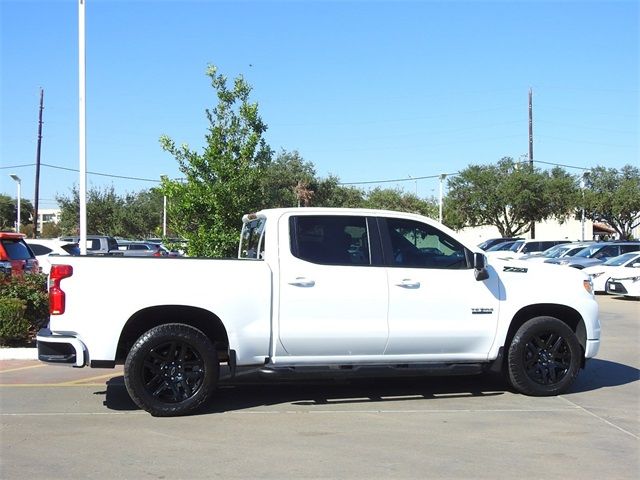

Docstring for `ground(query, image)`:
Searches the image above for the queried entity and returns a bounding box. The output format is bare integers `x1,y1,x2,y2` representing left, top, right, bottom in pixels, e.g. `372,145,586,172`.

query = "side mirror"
474,252,489,281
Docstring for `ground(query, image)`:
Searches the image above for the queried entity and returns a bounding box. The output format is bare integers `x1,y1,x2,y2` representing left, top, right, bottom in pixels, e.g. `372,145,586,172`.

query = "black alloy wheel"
125,323,218,416
507,316,581,396
523,331,572,386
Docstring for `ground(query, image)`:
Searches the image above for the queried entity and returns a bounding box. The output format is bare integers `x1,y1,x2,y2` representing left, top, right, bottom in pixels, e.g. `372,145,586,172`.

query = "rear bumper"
36,328,87,368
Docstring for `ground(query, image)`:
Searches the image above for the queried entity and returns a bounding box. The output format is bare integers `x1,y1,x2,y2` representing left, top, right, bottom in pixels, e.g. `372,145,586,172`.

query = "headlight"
583,278,594,295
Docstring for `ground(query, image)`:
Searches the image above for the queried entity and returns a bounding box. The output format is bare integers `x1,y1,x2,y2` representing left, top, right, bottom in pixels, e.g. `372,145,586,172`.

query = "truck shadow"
100,358,638,414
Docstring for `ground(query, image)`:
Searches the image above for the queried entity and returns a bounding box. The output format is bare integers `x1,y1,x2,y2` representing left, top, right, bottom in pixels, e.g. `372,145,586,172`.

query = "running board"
257,363,486,380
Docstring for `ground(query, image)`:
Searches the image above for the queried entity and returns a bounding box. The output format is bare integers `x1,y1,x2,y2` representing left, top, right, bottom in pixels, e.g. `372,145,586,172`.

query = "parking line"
62,372,123,385
0,364,46,374
559,395,639,440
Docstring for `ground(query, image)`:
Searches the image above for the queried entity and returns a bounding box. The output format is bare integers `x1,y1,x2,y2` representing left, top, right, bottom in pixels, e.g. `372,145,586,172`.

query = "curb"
0,348,38,361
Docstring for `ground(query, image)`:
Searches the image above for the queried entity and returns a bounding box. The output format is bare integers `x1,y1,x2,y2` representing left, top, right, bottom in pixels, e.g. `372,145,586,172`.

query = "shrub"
0,297,30,345
0,273,49,331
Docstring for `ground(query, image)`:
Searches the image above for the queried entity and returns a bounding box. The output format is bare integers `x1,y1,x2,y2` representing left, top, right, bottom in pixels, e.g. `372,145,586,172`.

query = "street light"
580,171,590,241
9,174,21,232
439,173,447,224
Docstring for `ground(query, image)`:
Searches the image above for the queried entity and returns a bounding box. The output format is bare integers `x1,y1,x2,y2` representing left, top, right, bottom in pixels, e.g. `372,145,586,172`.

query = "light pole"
9,174,21,232
580,171,590,241
439,173,447,224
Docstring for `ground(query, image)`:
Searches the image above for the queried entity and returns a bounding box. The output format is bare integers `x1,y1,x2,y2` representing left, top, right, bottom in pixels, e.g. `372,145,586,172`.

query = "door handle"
288,277,316,287
396,279,420,289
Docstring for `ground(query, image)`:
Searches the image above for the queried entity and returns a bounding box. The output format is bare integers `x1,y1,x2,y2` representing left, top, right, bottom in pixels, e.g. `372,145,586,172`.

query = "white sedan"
25,239,80,274
584,251,640,293
606,275,640,298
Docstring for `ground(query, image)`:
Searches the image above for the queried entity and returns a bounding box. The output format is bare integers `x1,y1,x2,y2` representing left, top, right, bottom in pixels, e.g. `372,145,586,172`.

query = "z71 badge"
503,266,528,273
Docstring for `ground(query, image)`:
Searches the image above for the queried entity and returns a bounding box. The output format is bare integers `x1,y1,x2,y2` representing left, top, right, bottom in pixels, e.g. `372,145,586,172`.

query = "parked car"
477,237,523,251
113,241,172,257
546,241,640,269
59,235,119,255
605,274,640,298
583,252,640,293
25,239,80,274
485,239,570,260
0,232,39,276
520,242,594,263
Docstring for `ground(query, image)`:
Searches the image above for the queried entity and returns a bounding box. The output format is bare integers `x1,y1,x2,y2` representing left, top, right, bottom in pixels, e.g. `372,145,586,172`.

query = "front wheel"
507,316,581,396
124,323,219,416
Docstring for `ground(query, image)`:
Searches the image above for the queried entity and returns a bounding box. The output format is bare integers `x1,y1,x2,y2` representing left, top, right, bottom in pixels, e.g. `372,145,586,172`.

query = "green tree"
313,176,365,208
0,195,34,231
445,157,579,236
583,165,640,240
260,150,317,208
57,186,164,238
364,187,438,218
160,65,272,257
0,194,16,229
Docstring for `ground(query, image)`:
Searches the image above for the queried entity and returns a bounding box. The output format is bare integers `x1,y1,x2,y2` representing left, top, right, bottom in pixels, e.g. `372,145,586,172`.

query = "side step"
257,363,486,380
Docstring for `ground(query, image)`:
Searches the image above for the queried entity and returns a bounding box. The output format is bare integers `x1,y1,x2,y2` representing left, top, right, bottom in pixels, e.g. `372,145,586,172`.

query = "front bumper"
36,328,87,368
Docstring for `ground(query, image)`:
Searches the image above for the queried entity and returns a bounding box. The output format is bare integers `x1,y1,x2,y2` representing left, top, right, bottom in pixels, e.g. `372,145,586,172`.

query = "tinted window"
291,216,370,265
385,218,469,269
28,244,53,256
621,244,640,254
594,245,619,259
1,239,34,260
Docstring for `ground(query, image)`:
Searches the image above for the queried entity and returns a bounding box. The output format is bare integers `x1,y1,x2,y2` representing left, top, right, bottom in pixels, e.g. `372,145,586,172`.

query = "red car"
0,232,40,276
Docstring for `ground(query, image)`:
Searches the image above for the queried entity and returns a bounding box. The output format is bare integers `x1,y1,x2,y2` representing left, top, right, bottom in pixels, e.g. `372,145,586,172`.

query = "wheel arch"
503,303,587,365
116,305,230,364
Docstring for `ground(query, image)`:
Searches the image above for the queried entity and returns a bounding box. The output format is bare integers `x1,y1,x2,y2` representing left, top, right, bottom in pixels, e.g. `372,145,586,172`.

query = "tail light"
49,264,73,315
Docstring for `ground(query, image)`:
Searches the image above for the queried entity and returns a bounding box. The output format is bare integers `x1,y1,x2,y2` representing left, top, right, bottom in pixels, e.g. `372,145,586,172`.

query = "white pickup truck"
37,208,601,416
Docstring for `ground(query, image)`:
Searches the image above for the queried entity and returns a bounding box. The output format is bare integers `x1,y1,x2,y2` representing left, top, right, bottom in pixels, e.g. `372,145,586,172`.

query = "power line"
41,163,161,183
339,172,458,186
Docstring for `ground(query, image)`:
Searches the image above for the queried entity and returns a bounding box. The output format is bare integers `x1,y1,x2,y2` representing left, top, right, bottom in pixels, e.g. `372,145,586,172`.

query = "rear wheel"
124,323,218,416
507,316,581,396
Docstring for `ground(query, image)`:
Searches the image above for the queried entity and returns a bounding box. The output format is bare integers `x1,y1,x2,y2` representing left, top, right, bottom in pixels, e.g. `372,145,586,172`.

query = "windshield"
541,244,569,258
603,252,640,266
487,241,516,252
574,245,603,258
508,240,524,252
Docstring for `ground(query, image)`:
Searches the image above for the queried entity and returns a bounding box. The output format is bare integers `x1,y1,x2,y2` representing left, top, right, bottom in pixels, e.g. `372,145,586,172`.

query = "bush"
0,273,49,333
0,297,30,345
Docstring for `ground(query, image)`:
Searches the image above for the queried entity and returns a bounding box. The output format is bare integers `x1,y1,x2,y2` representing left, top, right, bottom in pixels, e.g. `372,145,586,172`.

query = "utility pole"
528,88,535,239
34,88,44,238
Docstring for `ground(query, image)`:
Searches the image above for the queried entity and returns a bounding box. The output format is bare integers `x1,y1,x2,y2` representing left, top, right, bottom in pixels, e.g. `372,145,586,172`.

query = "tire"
507,316,581,396
124,323,219,417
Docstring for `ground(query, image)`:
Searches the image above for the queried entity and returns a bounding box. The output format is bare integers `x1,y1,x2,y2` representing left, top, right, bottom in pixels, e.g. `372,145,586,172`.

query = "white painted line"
559,396,639,440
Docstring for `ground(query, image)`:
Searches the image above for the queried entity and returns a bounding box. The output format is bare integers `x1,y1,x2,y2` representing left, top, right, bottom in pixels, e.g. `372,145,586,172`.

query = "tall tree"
0,194,34,231
583,165,640,240
57,186,163,238
160,65,272,257
445,157,578,236
364,187,438,218
259,150,317,208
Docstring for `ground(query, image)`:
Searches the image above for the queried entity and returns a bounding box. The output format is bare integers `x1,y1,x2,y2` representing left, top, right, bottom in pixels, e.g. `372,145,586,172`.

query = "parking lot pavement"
1,296,638,479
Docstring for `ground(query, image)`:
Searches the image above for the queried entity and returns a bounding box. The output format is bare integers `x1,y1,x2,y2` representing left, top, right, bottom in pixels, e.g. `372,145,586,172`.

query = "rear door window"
290,216,370,266
28,244,53,256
